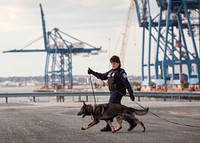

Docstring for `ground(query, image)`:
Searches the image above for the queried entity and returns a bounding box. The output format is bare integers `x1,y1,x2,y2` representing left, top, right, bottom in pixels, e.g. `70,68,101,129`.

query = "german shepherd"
77,102,149,133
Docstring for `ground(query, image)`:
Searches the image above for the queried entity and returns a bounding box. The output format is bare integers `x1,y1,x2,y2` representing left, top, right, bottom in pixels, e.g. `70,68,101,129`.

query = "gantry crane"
120,0,135,67
3,4,102,89
134,0,200,91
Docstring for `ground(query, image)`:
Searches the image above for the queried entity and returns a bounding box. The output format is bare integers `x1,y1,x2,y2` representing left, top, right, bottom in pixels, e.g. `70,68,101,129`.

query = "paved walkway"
0,101,199,143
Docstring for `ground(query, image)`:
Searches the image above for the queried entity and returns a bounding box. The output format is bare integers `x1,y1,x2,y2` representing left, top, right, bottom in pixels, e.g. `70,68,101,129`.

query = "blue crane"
134,0,200,91
3,4,102,89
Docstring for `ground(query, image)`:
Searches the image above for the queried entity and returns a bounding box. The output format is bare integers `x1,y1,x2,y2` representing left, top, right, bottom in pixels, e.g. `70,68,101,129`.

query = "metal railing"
0,91,200,103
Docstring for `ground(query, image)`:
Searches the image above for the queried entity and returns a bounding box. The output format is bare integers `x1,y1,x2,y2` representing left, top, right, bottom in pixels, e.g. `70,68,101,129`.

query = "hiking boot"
100,125,111,132
127,123,137,131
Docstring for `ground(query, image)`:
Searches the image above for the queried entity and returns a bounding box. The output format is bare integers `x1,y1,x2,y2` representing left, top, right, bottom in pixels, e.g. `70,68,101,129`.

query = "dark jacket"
92,68,133,96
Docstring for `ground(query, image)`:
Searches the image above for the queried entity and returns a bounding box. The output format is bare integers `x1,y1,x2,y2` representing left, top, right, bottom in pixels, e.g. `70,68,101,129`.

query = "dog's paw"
115,127,122,132
112,130,117,133
81,127,86,130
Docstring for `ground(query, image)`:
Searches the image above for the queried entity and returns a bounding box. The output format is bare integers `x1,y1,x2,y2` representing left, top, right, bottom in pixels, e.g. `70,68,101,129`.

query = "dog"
77,102,149,133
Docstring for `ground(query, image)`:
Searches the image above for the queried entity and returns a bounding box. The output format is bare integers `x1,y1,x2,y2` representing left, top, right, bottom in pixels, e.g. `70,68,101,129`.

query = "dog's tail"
130,107,149,116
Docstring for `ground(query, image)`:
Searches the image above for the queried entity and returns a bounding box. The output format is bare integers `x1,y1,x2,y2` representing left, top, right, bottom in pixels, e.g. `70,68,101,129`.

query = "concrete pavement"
0,101,199,143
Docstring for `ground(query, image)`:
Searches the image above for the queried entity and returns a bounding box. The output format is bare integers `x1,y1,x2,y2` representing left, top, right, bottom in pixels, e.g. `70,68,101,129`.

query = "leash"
133,100,200,128
89,74,97,105
117,89,200,128
89,74,200,128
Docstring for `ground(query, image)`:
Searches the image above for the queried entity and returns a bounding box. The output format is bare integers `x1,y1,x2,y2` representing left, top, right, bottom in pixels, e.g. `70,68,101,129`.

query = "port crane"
3,4,102,89
134,0,200,91
120,0,135,67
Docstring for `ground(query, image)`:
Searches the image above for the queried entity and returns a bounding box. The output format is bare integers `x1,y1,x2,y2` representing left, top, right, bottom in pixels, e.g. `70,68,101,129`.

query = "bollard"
138,96,140,102
56,96,64,102
33,96,36,102
189,97,192,102
86,95,88,102
62,96,65,102
6,97,8,103
78,96,81,102
164,96,166,102
56,96,59,102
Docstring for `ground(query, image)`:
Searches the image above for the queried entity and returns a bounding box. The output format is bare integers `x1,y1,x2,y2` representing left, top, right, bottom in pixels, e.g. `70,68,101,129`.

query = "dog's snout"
77,110,83,116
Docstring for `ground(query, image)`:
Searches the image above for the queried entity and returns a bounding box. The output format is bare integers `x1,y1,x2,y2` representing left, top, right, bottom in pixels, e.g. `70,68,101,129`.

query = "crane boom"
39,4,48,50
120,0,134,67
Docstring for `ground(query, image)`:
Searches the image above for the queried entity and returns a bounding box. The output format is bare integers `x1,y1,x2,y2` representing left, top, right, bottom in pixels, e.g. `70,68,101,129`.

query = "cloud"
0,1,40,32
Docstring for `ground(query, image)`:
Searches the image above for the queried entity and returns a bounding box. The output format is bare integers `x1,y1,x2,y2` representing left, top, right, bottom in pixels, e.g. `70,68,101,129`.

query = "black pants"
108,91,135,128
109,91,123,104
103,91,123,126
109,91,123,122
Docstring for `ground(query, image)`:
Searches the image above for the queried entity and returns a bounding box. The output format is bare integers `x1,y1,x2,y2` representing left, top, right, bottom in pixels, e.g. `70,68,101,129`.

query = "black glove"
130,94,135,101
88,68,95,75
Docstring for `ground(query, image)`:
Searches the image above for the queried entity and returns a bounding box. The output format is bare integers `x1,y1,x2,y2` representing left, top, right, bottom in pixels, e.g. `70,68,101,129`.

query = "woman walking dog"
88,55,136,131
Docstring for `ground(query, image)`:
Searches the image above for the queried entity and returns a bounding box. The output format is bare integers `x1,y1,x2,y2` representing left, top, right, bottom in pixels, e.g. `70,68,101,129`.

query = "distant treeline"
0,76,44,83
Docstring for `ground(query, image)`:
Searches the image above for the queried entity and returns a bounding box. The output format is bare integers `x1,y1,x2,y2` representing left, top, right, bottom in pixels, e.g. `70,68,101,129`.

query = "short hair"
110,55,121,68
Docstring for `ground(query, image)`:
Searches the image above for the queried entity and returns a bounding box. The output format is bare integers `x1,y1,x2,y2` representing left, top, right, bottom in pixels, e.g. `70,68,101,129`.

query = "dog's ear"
83,101,86,106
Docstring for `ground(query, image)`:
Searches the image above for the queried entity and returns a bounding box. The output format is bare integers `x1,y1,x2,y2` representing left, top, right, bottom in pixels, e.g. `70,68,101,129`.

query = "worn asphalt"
0,100,199,143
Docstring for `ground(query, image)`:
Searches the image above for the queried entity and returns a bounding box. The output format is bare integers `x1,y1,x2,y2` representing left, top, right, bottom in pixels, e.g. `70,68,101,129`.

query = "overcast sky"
0,0,143,77
0,0,198,77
